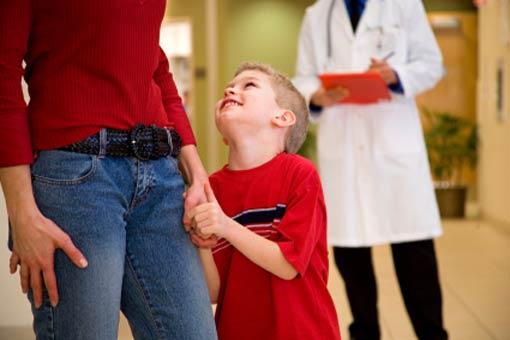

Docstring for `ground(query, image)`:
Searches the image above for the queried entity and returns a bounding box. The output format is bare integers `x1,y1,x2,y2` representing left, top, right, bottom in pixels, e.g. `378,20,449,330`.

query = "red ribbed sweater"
0,0,196,167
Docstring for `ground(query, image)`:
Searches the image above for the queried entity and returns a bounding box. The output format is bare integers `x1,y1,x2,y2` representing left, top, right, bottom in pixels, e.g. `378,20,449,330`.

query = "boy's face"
215,70,281,133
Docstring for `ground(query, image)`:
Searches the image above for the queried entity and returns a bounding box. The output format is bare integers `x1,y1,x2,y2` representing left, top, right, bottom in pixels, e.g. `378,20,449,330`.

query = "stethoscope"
325,0,388,70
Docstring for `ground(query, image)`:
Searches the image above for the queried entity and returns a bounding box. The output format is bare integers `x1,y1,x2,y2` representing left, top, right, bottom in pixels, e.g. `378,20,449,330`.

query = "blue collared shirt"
344,0,367,20
310,0,404,114
344,0,403,94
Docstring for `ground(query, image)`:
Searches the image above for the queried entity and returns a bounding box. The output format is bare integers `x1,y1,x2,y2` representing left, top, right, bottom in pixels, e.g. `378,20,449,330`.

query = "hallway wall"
166,0,213,169
417,11,478,189
477,0,510,228
216,0,314,166
166,0,314,171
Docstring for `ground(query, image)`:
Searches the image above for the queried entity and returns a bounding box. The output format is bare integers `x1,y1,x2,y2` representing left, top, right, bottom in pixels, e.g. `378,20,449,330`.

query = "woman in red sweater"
0,1,216,339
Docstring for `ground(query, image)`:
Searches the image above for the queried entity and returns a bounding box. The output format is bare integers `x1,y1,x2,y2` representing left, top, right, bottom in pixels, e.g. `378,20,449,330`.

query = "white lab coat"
294,0,444,247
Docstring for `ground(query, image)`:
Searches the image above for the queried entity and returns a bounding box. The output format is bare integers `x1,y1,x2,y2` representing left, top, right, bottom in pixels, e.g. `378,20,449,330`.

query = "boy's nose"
225,87,236,96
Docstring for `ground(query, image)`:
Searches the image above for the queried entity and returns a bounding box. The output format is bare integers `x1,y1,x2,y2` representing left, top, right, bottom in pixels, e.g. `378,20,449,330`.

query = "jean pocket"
31,150,98,185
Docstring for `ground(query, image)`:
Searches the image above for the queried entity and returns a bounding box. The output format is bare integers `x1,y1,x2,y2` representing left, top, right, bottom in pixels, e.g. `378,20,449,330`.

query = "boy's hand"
190,232,219,249
189,182,231,239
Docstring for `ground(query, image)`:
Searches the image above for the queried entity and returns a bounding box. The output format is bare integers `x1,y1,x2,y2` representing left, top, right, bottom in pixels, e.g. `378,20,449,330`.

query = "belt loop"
165,128,174,157
98,128,107,159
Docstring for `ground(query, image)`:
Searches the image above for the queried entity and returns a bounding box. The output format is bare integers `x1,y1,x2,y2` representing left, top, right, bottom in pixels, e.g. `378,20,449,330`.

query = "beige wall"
418,12,478,187
419,13,478,121
477,0,510,227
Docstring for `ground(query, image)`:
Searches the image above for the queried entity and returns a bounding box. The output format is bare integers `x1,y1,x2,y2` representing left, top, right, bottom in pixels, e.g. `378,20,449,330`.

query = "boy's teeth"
225,101,239,108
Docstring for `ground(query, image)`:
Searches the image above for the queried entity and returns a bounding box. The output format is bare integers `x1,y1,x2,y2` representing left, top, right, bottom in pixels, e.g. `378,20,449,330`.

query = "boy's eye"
245,82,257,88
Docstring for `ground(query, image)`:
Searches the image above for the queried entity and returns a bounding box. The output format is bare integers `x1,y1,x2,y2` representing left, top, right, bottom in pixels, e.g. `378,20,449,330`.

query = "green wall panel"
167,0,314,169
217,0,315,164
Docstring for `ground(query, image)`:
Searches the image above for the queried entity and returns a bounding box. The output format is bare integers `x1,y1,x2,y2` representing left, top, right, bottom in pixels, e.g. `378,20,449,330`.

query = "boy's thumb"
204,182,217,203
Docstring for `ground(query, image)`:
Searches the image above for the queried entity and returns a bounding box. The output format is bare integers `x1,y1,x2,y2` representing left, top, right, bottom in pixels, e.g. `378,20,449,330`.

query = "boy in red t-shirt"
188,62,341,340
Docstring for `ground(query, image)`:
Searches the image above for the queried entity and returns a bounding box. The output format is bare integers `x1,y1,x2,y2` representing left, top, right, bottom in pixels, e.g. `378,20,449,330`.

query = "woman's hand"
188,183,232,240
190,232,218,248
10,209,87,308
183,181,207,231
182,183,219,248
1,165,87,309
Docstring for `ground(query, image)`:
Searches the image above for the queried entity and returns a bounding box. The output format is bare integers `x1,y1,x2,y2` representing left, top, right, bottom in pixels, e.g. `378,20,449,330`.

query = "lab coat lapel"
355,0,380,37
334,0,354,41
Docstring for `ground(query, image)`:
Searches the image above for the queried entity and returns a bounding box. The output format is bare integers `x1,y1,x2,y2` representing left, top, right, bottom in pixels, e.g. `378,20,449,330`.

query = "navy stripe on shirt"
232,204,287,226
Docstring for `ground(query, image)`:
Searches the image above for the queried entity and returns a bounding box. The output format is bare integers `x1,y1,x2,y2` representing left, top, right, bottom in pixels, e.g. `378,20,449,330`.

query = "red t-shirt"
210,153,341,340
0,0,195,166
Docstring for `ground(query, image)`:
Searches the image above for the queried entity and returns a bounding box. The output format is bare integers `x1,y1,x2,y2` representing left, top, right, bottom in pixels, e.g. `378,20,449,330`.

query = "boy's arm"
190,183,298,281
193,242,220,303
222,218,298,280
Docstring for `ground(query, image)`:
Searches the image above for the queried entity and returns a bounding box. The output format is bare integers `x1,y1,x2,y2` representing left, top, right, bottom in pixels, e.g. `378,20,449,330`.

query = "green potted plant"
422,108,478,218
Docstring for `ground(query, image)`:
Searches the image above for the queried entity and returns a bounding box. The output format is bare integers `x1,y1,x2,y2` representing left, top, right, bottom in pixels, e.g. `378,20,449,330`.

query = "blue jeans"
25,136,217,339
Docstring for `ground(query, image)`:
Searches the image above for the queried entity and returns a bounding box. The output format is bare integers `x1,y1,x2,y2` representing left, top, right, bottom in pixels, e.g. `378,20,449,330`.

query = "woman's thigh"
120,156,216,340
30,150,132,340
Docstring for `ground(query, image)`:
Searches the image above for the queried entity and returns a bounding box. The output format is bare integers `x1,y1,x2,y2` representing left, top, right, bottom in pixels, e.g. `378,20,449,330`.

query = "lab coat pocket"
363,21,402,60
371,102,422,156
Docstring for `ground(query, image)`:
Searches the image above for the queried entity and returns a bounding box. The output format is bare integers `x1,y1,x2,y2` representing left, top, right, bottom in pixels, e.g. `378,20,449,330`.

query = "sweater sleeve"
0,0,33,166
391,0,444,97
153,47,196,146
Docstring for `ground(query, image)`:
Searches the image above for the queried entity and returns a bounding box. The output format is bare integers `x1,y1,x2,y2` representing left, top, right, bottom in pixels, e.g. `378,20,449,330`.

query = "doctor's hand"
311,86,349,108
369,58,398,85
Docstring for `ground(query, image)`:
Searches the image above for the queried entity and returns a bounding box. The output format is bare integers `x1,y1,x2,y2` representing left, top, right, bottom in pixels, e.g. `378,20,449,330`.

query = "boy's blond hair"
234,62,309,154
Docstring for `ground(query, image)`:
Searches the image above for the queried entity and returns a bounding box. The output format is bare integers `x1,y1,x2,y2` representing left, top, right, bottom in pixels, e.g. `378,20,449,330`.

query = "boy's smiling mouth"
220,98,242,111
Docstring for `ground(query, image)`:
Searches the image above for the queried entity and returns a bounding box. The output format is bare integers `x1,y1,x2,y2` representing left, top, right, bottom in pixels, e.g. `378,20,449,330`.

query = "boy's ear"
271,109,296,128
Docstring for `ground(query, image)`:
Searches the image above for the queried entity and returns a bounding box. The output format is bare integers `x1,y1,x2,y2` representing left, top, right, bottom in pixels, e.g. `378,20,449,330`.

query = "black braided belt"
60,124,182,160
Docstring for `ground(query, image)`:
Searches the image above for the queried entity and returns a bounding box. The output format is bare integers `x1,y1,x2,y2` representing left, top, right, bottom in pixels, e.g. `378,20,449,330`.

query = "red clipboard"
319,72,391,104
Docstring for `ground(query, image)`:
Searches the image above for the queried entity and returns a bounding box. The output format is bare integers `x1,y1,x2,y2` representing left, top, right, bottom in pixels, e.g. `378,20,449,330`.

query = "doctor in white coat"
294,0,448,339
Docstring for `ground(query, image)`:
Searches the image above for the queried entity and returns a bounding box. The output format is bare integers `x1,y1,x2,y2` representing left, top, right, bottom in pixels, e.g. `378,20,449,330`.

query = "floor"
120,219,510,340
324,219,510,340
1,220,508,340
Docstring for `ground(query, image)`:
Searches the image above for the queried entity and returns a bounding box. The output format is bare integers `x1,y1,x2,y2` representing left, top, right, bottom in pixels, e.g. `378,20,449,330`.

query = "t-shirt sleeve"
0,0,33,166
276,170,326,276
153,47,196,146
